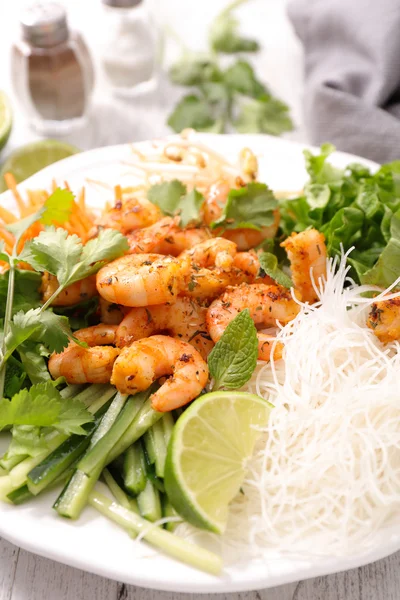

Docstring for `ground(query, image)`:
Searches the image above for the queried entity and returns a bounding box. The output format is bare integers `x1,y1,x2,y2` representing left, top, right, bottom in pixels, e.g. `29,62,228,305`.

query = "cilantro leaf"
224,60,266,98
7,425,49,459
258,252,293,289
147,180,204,227
169,54,221,86
4,355,27,398
209,11,259,54
235,96,294,136
0,382,62,429
0,269,41,317
5,308,76,360
211,183,277,231
19,227,128,293
18,341,51,385
208,309,258,390
167,95,217,133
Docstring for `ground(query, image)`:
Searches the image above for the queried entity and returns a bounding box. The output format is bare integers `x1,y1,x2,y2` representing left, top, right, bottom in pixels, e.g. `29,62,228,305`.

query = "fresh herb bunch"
280,144,400,288
167,0,293,136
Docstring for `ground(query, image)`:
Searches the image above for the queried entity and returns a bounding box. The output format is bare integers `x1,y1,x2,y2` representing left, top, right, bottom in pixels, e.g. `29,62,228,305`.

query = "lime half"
0,91,12,152
0,140,79,193
164,391,271,534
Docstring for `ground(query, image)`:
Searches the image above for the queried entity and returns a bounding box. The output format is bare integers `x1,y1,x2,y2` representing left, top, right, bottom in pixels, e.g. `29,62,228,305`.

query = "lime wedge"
0,140,79,193
0,91,12,152
164,391,271,534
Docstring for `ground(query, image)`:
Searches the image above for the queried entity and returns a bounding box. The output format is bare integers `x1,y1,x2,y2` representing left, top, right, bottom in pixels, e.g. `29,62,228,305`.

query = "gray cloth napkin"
288,0,400,163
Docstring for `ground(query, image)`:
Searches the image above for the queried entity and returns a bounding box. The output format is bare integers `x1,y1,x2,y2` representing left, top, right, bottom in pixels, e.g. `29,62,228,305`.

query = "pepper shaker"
11,2,95,135
99,0,159,97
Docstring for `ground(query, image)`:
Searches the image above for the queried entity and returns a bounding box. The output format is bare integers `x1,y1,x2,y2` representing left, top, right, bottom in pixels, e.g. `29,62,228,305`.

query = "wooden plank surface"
1,537,400,600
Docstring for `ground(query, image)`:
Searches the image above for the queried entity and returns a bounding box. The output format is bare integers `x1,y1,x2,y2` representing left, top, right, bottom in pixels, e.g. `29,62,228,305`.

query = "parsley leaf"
167,94,217,133
147,180,204,227
209,10,259,54
208,309,258,390
236,96,294,136
211,183,277,231
258,252,293,289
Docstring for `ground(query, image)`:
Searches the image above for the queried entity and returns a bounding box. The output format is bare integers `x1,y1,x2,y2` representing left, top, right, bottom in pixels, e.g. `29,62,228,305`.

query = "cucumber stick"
143,428,157,465
88,490,222,575
137,479,162,523
123,443,146,496
162,494,181,532
103,468,138,514
54,392,127,519
152,419,168,478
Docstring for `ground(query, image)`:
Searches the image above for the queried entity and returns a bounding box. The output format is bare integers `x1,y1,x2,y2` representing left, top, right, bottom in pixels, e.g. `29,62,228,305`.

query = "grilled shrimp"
48,324,119,384
281,229,327,304
99,298,127,325
41,273,97,307
115,297,213,359
127,217,210,256
96,253,190,307
206,283,300,361
97,194,162,234
367,298,400,343
203,180,280,251
111,335,209,411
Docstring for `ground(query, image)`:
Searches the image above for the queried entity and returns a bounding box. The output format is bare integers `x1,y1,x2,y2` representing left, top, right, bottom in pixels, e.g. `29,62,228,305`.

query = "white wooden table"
1,0,399,597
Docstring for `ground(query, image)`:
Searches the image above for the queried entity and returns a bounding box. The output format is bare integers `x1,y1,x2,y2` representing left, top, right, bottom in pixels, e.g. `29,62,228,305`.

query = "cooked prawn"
96,253,190,307
41,273,97,307
48,324,119,384
202,180,280,251
111,335,209,411
97,194,162,234
367,298,400,343
206,283,300,361
281,228,327,304
115,297,213,359
99,298,127,325
127,217,210,256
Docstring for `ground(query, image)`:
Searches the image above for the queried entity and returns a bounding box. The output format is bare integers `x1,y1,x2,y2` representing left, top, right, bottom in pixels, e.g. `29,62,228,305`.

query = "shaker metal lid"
102,0,143,7
20,2,69,47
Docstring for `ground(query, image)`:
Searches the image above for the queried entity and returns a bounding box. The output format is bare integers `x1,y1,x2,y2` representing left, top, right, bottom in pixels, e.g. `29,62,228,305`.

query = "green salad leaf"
208,309,258,390
147,180,204,227
211,183,277,230
280,145,400,287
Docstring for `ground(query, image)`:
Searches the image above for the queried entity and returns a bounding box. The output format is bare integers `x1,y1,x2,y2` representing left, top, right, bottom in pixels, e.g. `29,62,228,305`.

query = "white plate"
1,134,396,594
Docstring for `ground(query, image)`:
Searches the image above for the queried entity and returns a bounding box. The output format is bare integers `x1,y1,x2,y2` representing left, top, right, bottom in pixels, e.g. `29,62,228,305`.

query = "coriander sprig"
167,0,293,135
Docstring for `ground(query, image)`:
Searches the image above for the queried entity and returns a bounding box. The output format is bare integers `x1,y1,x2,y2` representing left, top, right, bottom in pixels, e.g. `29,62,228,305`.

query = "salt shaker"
11,2,95,135
100,0,159,97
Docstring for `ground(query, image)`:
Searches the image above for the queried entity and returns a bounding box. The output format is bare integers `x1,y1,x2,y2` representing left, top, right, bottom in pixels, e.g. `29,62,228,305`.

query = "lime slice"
0,140,79,193
164,391,271,534
0,91,12,152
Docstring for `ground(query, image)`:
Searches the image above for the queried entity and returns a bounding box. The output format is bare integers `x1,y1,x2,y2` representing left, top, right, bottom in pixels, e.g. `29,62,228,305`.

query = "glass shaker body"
11,7,95,136
100,3,159,98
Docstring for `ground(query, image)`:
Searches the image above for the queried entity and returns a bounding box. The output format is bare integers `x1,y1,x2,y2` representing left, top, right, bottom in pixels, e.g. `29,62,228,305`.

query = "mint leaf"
148,180,204,227
211,183,277,230
259,252,293,289
0,382,93,432
236,96,294,136
209,11,259,54
208,309,258,390
167,95,216,133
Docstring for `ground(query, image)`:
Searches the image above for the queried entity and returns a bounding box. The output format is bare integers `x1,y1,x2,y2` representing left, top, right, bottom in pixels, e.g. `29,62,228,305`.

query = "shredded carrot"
0,205,17,224
52,179,57,193
0,227,15,253
64,181,71,191
72,201,94,231
78,188,86,211
114,185,122,202
17,222,43,253
4,173,27,216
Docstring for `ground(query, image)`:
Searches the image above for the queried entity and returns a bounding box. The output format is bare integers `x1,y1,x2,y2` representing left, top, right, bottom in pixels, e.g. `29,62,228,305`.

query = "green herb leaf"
208,309,258,390
169,54,221,86
258,252,293,289
235,96,294,136
209,11,259,54
0,381,92,433
224,60,266,98
4,355,27,398
18,341,51,385
147,180,204,227
304,143,343,184
167,94,216,133
0,269,41,317
7,426,49,459
211,183,277,230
